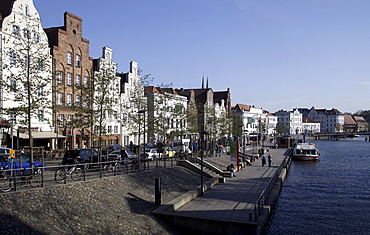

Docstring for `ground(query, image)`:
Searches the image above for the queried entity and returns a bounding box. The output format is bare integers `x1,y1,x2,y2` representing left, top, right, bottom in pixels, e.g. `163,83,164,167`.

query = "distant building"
302,117,320,134
274,109,303,135
344,115,368,132
308,107,344,133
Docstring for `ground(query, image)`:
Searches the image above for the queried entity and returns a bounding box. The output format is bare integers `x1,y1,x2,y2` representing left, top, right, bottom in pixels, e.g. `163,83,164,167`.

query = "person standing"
268,154,272,167
262,154,266,166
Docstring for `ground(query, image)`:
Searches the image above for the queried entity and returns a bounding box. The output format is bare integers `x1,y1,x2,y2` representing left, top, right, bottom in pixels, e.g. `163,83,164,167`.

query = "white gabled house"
0,0,52,147
232,104,276,141
92,46,121,147
119,61,145,147
274,109,303,135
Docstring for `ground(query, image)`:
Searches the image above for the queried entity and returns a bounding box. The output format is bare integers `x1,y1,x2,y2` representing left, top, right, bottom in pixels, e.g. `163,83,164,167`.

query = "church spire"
206,76,209,89
201,74,204,89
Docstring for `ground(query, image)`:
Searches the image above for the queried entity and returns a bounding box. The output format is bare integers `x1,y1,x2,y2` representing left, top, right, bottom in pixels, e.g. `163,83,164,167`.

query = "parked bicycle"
130,159,145,172
0,163,42,192
54,157,87,183
103,159,128,176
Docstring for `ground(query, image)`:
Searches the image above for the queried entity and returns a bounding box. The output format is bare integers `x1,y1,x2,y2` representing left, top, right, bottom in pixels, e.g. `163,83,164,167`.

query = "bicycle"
103,159,128,176
54,162,87,183
130,159,145,172
0,164,42,192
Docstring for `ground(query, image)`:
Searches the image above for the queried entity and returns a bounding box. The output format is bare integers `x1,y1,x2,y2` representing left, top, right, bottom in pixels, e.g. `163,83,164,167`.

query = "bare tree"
1,17,52,162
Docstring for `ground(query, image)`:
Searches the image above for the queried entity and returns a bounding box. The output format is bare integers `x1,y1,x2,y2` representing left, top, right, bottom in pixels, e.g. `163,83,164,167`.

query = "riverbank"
0,154,241,235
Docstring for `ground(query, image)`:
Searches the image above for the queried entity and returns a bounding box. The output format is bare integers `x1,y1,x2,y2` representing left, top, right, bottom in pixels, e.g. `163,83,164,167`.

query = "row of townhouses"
233,105,368,141
0,0,232,151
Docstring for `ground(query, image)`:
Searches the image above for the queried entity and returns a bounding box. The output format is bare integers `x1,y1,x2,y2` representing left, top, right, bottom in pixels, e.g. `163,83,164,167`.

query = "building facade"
0,0,53,148
308,107,344,133
92,47,121,147
45,12,93,150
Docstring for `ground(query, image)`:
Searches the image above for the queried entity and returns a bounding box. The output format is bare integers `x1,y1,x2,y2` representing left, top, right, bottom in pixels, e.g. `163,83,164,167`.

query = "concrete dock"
152,148,291,235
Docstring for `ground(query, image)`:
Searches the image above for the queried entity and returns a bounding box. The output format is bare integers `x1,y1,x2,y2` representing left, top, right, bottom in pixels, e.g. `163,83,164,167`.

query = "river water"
264,136,370,235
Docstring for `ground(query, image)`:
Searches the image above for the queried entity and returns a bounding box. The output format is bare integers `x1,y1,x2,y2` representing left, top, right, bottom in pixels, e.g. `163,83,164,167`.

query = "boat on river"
292,143,320,161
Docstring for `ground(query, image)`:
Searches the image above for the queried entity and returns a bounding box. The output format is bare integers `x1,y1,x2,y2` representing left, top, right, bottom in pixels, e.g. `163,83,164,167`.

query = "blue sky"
33,0,370,113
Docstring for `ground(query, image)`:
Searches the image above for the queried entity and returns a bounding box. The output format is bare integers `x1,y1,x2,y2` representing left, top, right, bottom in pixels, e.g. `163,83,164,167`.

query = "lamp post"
10,114,16,150
138,110,146,160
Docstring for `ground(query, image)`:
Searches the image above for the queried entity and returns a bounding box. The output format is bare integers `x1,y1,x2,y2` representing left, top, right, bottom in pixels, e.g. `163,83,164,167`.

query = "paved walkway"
163,148,288,225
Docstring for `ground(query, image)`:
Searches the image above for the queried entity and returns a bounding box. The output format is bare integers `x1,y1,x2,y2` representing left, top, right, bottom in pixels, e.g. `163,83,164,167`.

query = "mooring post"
155,177,161,206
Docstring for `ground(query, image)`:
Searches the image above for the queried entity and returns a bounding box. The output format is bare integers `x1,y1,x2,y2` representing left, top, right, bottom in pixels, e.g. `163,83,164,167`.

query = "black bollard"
155,177,161,206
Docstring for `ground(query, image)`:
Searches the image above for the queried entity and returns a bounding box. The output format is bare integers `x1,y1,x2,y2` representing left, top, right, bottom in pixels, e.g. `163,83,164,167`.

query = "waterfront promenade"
153,148,290,235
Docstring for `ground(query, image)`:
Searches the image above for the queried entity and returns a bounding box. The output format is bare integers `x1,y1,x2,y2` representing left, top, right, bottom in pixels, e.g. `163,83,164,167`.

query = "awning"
11,131,66,139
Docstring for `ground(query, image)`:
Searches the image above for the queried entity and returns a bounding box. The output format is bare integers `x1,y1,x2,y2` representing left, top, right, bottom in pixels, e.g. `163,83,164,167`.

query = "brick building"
45,12,93,150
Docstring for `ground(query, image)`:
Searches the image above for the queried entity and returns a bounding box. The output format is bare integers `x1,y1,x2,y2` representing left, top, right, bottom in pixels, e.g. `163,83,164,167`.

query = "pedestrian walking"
268,154,272,167
261,154,266,166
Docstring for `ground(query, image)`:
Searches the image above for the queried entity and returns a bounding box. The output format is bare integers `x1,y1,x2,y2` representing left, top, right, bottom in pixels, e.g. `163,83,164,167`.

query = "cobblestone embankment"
0,155,233,235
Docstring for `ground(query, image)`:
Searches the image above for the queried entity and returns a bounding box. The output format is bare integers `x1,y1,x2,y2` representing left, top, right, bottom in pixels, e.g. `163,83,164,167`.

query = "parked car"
163,147,176,157
105,150,122,161
0,152,44,173
61,149,105,165
123,149,137,159
142,148,158,160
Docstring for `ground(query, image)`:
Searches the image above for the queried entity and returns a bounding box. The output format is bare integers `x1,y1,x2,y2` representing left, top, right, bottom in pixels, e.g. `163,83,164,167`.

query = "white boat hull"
292,155,319,161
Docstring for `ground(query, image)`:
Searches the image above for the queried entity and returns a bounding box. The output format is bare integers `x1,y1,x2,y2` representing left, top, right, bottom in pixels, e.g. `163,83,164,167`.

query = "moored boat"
292,143,320,161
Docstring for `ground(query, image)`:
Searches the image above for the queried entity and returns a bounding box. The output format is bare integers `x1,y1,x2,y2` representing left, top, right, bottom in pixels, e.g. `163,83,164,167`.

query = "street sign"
9,149,16,158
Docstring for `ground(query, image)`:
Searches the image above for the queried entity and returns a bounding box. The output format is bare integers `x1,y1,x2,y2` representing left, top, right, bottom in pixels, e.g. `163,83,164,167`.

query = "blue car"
0,153,45,174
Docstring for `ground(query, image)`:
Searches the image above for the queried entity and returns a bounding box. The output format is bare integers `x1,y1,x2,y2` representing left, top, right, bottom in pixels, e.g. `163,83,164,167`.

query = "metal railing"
248,156,289,222
1,156,180,193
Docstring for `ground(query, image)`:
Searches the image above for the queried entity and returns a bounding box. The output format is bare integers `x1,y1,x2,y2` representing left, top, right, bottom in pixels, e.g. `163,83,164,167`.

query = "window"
75,95,81,106
114,126,118,134
66,73,72,85
9,51,17,65
38,110,44,122
24,55,29,68
10,79,16,92
37,59,44,71
23,29,30,39
83,76,88,87
25,5,29,16
38,86,44,96
57,71,63,84
75,75,81,86
58,114,64,127
67,115,73,124
75,54,81,67
67,94,72,106
83,97,89,107
107,126,112,133
33,33,40,43
57,93,63,105
67,52,72,65
12,25,20,36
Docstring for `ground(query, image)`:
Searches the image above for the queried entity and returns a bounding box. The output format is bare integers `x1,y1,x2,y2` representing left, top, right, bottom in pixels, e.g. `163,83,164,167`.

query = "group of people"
261,153,272,167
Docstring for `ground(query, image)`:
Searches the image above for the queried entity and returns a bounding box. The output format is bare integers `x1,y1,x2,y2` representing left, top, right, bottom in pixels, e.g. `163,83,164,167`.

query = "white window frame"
66,73,72,85
75,54,81,67
75,95,81,106
75,74,81,86
57,93,63,105
67,52,72,65
67,94,72,106
57,71,63,84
